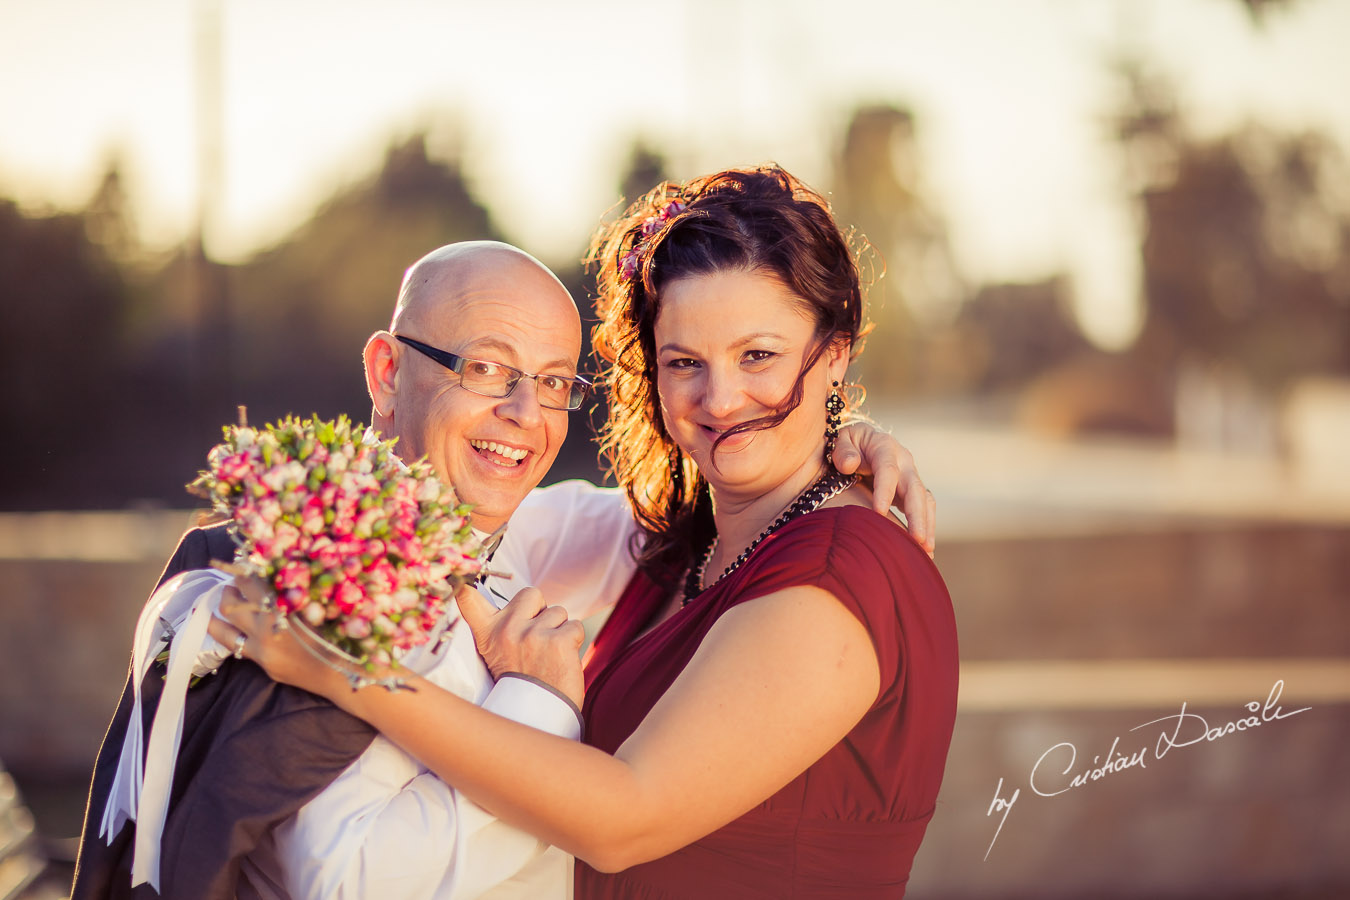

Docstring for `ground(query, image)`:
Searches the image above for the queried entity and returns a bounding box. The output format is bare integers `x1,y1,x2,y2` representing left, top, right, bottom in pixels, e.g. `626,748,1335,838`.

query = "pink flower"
619,252,640,281
215,451,255,485
300,496,326,535
271,521,302,558
308,536,341,571
366,559,397,596
334,579,364,614
390,587,420,613
281,587,310,615
256,497,282,526
341,555,364,580
238,507,274,543
277,561,311,592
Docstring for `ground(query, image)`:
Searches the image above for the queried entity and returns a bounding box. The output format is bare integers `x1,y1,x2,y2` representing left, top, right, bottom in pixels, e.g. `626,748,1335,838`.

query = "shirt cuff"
483,673,583,740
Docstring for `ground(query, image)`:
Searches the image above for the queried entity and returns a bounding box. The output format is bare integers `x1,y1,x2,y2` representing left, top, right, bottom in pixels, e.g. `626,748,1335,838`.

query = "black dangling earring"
824,380,844,462
668,444,686,507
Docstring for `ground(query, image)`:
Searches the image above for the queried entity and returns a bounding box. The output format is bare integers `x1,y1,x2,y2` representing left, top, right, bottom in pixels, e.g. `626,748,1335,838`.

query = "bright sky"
2,0,1347,349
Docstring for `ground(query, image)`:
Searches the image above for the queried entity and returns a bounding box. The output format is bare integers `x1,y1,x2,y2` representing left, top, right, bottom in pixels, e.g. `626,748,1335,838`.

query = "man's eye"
468,361,500,377
537,375,567,391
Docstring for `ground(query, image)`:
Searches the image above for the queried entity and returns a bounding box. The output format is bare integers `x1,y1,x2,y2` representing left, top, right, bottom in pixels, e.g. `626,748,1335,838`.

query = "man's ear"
364,331,400,417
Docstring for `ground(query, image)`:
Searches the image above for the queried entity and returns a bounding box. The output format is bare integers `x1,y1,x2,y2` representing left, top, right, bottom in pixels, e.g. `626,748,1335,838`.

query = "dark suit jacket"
70,523,377,899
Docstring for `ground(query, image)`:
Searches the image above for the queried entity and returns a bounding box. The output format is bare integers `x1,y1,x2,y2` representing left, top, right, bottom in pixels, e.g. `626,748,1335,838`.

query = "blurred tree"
831,104,965,398
0,199,133,507
555,139,677,487
2,129,622,510
83,156,140,266
954,278,1094,393
1237,0,1300,27
224,132,504,428
227,131,607,486
619,142,670,210
1115,60,1350,392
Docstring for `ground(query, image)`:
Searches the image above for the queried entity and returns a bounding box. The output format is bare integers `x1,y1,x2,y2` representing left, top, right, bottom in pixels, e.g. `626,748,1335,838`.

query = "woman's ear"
364,331,400,417
826,337,851,385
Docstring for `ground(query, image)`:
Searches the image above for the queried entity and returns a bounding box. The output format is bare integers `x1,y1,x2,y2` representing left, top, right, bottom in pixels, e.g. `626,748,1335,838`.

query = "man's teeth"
470,440,527,461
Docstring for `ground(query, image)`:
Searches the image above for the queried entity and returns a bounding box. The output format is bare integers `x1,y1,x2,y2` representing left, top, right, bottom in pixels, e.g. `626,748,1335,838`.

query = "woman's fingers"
899,469,936,555
924,487,937,556
234,573,273,607
207,616,248,660
871,459,901,519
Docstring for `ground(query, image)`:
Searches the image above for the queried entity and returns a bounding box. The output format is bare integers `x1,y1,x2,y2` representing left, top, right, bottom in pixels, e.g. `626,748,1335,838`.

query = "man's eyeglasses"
394,335,592,411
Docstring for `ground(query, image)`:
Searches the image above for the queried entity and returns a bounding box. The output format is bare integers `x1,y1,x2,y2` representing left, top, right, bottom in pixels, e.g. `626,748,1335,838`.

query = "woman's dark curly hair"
587,165,870,578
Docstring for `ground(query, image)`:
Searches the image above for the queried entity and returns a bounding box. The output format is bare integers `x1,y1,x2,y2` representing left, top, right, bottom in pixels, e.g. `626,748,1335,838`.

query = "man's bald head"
390,241,576,335
362,241,584,531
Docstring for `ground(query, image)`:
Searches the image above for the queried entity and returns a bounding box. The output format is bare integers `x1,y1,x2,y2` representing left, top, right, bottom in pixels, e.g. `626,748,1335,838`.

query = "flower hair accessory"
618,199,687,282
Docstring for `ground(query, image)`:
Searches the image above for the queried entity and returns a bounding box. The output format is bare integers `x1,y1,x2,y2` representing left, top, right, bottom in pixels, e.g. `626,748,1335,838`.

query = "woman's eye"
664,358,698,369
744,350,777,363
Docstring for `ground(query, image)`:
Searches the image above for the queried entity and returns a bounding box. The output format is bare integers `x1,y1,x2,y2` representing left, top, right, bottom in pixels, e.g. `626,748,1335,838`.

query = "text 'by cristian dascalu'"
982,679,1310,860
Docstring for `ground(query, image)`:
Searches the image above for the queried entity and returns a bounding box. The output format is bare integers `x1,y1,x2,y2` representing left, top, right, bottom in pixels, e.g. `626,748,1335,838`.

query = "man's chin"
458,483,539,534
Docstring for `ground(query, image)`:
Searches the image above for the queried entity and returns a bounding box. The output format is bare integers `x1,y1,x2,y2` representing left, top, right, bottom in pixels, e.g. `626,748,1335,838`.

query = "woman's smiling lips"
698,422,756,445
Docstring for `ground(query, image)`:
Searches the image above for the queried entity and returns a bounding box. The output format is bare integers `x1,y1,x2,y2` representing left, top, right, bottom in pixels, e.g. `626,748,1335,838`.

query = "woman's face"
654,268,848,501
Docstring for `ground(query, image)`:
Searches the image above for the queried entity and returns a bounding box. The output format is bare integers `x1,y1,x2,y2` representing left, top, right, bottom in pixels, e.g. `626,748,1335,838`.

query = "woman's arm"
212,579,879,872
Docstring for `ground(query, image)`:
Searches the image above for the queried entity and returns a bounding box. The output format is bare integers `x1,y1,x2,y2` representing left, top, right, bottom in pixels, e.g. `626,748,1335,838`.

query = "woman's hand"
456,586,586,710
207,573,352,702
832,422,936,555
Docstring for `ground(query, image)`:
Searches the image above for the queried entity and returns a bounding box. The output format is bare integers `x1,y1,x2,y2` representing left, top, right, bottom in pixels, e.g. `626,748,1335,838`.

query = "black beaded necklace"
682,467,858,605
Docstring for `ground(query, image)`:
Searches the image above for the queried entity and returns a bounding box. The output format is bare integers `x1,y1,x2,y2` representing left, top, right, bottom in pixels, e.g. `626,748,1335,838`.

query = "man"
72,241,933,899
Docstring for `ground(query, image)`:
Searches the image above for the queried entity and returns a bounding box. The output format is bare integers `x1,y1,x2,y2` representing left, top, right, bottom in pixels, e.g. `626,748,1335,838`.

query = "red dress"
577,506,959,900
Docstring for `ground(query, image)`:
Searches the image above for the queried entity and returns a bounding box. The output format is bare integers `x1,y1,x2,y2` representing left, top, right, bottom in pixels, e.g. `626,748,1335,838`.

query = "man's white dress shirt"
238,480,638,900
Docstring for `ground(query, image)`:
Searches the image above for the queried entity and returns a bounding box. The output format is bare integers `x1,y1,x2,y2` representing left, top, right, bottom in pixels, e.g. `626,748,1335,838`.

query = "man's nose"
497,376,545,428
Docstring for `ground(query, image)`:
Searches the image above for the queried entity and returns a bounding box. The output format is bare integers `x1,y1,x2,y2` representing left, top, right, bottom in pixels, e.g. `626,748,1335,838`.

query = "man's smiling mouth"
470,439,528,466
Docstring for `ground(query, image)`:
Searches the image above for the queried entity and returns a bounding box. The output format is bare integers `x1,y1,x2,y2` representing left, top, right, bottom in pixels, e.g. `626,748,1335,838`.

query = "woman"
219,166,958,898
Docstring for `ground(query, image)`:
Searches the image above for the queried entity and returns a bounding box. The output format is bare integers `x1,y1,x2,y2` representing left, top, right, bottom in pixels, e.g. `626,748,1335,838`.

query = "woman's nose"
700,368,744,419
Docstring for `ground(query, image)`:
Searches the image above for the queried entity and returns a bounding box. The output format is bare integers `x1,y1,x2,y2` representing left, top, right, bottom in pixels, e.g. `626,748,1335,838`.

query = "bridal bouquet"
102,415,485,890
189,413,484,667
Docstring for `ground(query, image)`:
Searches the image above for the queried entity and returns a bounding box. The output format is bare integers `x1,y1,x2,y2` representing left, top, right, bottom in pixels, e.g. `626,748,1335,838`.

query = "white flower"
416,478,442,503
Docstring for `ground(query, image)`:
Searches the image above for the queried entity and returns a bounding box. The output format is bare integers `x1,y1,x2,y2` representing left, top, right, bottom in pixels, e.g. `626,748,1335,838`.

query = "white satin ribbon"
99,567,234,890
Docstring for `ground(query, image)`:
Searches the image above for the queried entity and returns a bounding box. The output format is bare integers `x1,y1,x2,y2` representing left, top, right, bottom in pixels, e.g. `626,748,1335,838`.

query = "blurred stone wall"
910,525,1350,897
1,514,1346,896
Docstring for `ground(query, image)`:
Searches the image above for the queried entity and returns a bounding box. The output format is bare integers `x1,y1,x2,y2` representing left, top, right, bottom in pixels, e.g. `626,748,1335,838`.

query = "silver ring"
231,632,247,660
